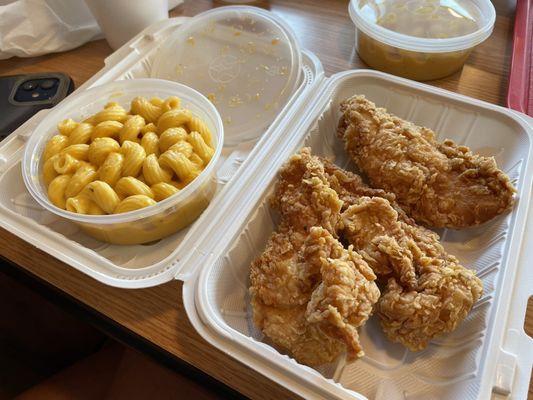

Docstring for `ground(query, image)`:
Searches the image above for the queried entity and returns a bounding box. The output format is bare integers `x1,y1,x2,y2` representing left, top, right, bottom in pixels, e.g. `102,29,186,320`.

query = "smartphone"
0,72,74,141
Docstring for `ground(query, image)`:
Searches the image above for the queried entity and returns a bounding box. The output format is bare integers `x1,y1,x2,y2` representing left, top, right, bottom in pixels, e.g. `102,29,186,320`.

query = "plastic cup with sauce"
349,0,496,81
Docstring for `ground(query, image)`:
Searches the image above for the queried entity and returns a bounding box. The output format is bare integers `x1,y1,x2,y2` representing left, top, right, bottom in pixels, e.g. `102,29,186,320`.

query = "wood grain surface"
0,1,530,399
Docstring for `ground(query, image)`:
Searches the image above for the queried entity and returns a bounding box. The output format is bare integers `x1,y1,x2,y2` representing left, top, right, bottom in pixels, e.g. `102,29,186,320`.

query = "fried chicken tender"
250,227,345,366
250,226,346,365
342,196,483,351
340,197,418,290
378,263,482,352
251,303,345,367
337,95,516,229
306,228,380,359
320,161,482,349
250,149,379,366
251,149,341,311
251,227,379,365
270,147,343,234
250,224,319,308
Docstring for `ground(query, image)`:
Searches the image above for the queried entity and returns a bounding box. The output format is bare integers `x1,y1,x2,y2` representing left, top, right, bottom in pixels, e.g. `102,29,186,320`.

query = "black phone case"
0,72,74,140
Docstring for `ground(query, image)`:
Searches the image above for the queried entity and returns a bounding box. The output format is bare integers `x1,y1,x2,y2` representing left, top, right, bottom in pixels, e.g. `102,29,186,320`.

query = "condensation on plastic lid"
349,0,495,53
151,6,302,145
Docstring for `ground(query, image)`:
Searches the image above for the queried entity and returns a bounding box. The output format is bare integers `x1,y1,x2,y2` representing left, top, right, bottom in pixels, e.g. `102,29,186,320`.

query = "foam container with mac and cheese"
0,6,531,400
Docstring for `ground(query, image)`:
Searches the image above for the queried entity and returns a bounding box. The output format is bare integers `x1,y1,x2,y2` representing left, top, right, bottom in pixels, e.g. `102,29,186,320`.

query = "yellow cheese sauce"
360,0,480,38
357,31,471,81
79,178,215,245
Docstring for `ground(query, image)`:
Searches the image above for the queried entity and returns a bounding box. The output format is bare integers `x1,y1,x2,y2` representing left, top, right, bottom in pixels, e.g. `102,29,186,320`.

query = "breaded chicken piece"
342,197,483,351
306,228,380,359
271,147,343,234
251,227,379,365
322,161,483,349
320,157,415,224
251,149,341,312
340,197,418,290
250,224,320,308
251,302,345,367
377,262,482,352
250,227,345,366
337,95,516,229
250,149,379,366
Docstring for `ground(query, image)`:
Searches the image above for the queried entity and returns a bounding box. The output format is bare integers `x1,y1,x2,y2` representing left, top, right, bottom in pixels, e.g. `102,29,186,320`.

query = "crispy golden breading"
250,149,379,366
250,224,319,308
342,197,483,351
337,95,516,229
341,197,418,290
377,263,482,352
250,148,343,310
320,161,482,350
270,148,343,234
252,147,483,361
306,228,380,359
321,157,416,224
251,227,379,365
251,301,346,367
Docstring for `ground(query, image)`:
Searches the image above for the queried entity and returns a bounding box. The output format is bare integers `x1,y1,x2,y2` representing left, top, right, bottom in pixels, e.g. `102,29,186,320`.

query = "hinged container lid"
151,6,302,145
0,14,323,288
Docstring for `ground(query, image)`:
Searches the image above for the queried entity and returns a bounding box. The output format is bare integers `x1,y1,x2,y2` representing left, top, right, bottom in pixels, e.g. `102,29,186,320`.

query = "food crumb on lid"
229,95,243,108
175,64,185,76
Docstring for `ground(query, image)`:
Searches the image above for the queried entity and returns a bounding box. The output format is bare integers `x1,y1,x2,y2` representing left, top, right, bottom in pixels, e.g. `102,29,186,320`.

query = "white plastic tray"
0,17,323,288
182,70,533,400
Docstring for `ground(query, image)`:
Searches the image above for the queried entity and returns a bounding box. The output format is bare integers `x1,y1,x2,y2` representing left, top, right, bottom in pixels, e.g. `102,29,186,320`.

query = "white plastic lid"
349,0,496,53
151,6,302,145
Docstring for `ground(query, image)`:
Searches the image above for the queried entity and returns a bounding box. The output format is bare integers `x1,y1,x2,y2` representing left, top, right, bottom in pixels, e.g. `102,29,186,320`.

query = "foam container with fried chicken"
201,71,533,400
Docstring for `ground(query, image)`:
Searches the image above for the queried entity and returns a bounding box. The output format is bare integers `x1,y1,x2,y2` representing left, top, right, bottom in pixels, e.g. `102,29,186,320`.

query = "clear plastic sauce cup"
349,0,496,81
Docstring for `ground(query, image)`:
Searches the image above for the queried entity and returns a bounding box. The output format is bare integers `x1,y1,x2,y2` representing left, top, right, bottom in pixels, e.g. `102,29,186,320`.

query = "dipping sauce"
357,32,472,80
351,0,492,81
359,0,480,38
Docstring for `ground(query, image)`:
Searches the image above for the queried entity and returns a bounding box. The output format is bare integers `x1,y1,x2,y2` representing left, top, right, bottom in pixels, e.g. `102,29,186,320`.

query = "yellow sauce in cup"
354,0,484,81
357,31,472,81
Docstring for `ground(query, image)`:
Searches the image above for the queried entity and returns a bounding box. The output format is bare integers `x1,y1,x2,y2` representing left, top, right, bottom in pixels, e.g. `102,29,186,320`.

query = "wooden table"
1,1,530,399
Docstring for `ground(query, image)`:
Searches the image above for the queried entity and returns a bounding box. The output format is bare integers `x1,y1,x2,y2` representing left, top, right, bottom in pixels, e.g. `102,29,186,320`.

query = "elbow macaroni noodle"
42,96,214,215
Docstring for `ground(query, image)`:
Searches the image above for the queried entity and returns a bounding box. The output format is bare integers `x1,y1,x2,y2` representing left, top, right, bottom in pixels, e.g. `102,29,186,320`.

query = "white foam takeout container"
0,11,531,400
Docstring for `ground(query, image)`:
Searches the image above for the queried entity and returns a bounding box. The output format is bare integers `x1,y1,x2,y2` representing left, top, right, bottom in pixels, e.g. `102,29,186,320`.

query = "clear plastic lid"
151,6,301,145
359,0,481,39
350,0,495,52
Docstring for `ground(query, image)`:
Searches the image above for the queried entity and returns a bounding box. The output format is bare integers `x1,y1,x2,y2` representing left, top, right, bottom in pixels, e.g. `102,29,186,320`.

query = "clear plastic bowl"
349,0,496,81
151,6,301,145
22,79,223,245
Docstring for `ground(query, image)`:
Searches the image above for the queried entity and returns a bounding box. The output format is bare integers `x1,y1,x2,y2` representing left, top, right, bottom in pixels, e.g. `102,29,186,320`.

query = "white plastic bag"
0,0,183,59
0,0,103,60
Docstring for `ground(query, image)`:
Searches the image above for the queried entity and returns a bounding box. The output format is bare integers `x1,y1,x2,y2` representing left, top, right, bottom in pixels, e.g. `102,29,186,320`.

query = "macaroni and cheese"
42,96,215,215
